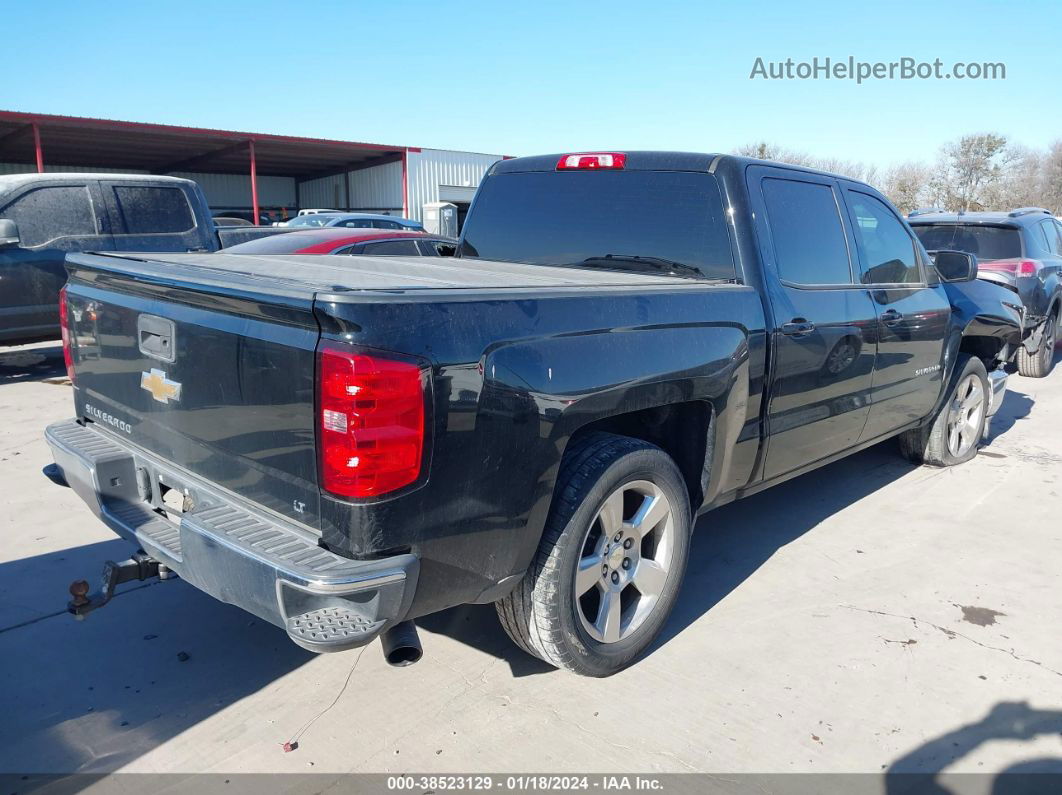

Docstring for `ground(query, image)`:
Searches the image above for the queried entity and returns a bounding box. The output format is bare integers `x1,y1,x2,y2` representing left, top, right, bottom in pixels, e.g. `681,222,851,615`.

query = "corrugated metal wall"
170,171,295,208
350,160,403,210
296,174,344,210
405,149,502,221
297,160,404,212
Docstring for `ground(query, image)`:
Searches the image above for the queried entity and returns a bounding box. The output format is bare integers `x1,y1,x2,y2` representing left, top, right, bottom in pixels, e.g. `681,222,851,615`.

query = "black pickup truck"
0,172,290,346
45,152,1023,676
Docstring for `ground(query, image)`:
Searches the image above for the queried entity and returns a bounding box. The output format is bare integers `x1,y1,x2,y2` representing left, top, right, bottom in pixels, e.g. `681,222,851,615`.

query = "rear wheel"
899,354,989,467
1017,313,1056,378
496,433,691,677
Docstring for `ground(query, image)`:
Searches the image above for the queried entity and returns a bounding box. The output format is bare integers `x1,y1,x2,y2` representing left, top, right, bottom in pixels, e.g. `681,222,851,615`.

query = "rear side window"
419,239,456,257
113,186,195,234
335,218,373,228
846,192,921,284
362,239,420,255
459,170,736,281
0,185,96,247
372,219,403,229
911,224,1022,261
762,178,852,285
1040,220,1061,254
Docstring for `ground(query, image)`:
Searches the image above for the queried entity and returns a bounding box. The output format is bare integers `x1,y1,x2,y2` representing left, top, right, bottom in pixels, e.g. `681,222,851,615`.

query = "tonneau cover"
86,251,695,293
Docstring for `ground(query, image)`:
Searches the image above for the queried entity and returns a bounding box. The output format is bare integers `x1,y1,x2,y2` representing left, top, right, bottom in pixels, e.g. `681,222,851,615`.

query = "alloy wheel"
946,374,986,458
574,480,675,644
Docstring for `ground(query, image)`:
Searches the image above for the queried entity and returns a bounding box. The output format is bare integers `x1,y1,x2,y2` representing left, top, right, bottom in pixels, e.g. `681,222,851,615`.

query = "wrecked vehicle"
909,208,1062,378
46,152,1022,676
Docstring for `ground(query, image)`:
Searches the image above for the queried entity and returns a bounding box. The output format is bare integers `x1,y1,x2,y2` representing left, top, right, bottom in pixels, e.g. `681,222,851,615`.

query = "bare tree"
882,162,933,214
984,145,1043,211
733,142,877,184
734,141,813,165
928,133,1015,212
1040,141,1062,215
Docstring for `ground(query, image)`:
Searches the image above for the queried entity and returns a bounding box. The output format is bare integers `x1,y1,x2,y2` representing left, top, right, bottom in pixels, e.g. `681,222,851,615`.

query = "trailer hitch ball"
69,580,90,606
67,553,162,619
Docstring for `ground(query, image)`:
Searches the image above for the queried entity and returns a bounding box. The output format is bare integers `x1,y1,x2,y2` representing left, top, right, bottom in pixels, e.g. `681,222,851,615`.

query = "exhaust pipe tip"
380,620,422,667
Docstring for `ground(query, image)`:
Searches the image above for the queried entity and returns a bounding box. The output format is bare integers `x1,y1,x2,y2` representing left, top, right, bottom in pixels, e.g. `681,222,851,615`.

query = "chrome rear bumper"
45,418,418,653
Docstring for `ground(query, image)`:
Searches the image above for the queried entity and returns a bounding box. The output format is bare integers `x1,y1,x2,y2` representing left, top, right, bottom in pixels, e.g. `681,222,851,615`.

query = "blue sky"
3,0,1058,167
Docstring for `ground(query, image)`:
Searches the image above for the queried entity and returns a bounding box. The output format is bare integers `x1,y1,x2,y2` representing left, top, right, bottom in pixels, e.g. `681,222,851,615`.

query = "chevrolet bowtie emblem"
141,368,182,404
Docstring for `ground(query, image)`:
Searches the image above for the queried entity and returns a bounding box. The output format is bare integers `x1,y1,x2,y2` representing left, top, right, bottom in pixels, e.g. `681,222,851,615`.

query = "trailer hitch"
68,551,170,620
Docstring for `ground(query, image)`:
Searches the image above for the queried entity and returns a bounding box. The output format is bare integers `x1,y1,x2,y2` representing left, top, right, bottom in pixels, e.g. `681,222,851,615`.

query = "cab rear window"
458,170,736,281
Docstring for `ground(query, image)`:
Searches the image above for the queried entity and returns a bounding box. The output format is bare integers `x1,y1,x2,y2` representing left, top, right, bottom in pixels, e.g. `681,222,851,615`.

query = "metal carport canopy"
0,110,408,220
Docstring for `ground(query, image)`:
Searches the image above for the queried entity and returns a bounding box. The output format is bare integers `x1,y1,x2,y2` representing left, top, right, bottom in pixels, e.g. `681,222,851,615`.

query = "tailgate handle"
138,315,176,363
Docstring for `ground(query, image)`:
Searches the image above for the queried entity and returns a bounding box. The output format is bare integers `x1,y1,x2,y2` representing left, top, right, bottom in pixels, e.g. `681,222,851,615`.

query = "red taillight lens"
317,342,426,498
556,152,626,170
58,284,75,383
979,258,1040,276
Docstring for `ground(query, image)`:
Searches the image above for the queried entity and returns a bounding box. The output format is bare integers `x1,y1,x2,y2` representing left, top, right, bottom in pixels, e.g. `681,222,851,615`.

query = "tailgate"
64,252,322,532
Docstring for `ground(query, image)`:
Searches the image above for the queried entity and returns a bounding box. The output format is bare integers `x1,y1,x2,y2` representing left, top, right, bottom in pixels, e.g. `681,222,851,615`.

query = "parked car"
225,227,457,256
909,207,1062,377
212,216,252,227
47,152,1022,677
280,212,424,231
296,208,340,217
0,173,296,346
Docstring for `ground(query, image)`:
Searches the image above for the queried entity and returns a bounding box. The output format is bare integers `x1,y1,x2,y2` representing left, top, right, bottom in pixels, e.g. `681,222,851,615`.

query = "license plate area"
140,465,201,521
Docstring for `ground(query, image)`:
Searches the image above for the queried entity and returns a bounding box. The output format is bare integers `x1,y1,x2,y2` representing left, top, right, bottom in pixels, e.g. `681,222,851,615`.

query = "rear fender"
481,322,752,576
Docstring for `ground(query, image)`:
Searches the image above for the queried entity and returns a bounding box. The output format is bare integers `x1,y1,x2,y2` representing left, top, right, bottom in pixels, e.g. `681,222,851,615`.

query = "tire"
1016,313,1056,378
899,354,989,467
495,432,692,677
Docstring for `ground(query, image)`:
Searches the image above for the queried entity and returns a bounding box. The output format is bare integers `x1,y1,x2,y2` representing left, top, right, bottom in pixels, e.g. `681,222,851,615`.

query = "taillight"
317,342,427,498
556,152,626,170
58,284,75,383
979,258,1040,276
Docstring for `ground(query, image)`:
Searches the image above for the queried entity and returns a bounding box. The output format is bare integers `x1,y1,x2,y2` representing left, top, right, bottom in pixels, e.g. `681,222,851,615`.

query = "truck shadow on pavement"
885,701,1062,793
0,344,66,385
983,386,1034,443
0,540,315,774
655,440,919,653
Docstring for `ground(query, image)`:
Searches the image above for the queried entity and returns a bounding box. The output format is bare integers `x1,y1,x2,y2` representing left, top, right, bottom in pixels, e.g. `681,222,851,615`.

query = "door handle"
881,309,903,326
781,319,816,337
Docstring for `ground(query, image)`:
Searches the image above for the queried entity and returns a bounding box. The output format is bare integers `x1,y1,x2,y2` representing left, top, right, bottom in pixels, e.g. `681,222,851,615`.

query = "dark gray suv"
909,207,1062,377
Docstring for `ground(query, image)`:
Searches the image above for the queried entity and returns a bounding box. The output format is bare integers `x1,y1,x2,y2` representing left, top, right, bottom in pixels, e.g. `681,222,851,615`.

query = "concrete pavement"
1,341,1060,776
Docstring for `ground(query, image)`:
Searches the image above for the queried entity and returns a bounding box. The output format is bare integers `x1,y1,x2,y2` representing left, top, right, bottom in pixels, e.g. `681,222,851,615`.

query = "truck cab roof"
0,172,198,191
492,151,881,191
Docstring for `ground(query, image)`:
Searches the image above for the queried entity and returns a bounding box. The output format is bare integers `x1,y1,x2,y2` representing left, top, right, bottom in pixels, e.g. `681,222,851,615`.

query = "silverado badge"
141,368,182,404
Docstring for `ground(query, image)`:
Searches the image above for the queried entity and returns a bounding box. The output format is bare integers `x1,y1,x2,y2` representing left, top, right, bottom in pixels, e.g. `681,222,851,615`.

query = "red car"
224,227,457,257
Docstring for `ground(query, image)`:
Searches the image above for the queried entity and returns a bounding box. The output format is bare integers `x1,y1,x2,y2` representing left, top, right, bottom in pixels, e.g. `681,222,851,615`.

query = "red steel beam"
32,122,43,172
249,139,260,226
401,148,408,217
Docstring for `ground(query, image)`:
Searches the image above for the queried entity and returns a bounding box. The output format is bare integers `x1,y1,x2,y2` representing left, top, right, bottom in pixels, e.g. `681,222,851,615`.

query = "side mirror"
932,249,978,283
0,219,19,248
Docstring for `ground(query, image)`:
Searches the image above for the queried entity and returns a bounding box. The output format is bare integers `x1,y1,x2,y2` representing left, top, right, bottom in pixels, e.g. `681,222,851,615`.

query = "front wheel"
496,433,692,677
899,354,989,467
